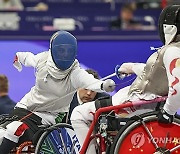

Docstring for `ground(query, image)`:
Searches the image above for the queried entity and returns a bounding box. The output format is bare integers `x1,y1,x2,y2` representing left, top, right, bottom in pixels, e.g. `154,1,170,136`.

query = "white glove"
102,79,115,92
118,63,134,74
13,54,22,72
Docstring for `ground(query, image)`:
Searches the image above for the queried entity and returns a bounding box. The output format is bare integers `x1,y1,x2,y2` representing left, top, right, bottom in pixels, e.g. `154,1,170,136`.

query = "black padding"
155,101,165,111
95,96,112,111
94,96,119,131
0,115,18,129
0,138,16,154
32,128,45,145
10,108,42,133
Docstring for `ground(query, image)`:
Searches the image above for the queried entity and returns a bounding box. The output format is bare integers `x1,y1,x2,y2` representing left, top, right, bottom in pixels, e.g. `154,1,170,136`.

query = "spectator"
26,2,48,12
66,68,110,123
110,3,142,30
0,75,15,114
0,0,24,11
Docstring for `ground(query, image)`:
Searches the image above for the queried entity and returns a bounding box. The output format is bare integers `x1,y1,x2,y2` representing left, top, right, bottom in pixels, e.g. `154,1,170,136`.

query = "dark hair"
86,69,100,79
121,3,135,12
0,75,8,93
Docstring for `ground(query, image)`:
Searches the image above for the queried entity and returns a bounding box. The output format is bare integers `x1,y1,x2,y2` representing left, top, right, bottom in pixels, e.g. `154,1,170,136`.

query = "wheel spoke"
140,119,159,149
169,144,180,153
58,129,69,154
163,132,169,149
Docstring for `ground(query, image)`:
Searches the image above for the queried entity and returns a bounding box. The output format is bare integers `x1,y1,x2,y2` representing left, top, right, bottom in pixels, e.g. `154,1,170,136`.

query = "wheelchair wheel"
15,141,34,154
110,111,180,154
35,123,80,154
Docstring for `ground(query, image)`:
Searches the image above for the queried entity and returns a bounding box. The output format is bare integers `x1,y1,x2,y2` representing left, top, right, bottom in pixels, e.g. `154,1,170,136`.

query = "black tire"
110,111,180,154
35,123,80,154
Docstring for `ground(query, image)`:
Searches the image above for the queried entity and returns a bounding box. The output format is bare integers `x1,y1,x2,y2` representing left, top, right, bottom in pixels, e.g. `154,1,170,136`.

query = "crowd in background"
0,0,180,33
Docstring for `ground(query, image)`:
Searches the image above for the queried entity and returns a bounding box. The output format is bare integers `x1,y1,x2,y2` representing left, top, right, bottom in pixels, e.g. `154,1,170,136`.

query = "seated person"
66,68,110,123
0,30,115,153
0,0,24,11
0,75,15,114
71,5,180,153
110,3,142,30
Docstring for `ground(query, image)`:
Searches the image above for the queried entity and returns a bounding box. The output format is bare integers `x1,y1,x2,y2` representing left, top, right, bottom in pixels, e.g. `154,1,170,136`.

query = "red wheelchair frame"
80,96,175,154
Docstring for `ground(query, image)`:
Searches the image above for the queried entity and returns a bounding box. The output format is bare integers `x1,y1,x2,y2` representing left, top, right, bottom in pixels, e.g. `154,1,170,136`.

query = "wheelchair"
0,114,80,154
79,97,180,154
11,110,180,154
2,97,180,154
110,111,180,154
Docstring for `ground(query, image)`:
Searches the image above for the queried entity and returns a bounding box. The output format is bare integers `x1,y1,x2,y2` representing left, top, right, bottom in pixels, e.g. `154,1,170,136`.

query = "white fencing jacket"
14,51,104,117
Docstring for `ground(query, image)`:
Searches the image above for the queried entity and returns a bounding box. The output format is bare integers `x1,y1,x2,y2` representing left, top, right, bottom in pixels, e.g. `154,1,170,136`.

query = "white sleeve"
16,52,40,67
70,68,104,93
119,62,145,76
132,63,146,76
163,46,180,115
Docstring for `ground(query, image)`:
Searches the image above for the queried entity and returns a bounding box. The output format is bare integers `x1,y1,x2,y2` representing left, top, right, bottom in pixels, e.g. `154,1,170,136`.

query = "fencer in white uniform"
71,5,180,154
0,30,115,153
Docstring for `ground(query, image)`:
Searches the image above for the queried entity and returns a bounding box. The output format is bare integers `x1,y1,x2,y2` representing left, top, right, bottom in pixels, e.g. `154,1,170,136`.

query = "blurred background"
0,0,179,102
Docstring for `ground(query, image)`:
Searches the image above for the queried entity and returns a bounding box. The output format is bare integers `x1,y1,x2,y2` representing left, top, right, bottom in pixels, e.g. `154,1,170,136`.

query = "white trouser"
0,121,26,144
71,86,158,154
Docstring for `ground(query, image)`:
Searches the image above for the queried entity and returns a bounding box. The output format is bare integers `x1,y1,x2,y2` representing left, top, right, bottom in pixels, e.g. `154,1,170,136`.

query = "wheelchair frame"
11,96,180,154
80,96,168,154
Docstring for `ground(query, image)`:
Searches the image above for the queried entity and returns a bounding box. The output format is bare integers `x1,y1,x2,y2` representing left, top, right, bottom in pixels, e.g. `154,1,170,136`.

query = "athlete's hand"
115,63,133,79
13,53,22,72
102,79,115,92
157,109,174,124
115,65,126,79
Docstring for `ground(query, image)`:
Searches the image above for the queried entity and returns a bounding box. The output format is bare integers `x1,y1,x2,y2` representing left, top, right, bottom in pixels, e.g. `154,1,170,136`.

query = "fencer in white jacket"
0,31,115,153
70,5,180,154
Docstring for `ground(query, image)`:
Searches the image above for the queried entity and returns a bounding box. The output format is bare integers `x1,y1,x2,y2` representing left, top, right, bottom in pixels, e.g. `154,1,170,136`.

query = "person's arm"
158,46,180,123
131,63,146,76
13,51,47,71
163,47,180,114
71,68,115,93
115,62,145,78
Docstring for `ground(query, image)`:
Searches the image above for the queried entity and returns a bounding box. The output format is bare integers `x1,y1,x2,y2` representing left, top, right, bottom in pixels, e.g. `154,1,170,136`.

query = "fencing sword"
100,73,116,81
101,72,129,81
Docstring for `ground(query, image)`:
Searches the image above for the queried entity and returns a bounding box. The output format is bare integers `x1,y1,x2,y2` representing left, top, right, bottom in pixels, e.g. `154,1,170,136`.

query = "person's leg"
0,138,16,154
34,111,56,125
71,87,131,153
112,85,130,106
72,120,97,153
71,101,96,153
0,128,6,144
0,121,29,154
